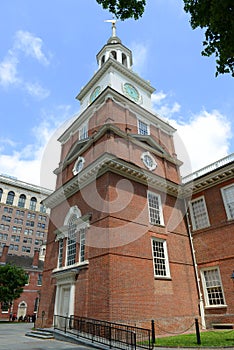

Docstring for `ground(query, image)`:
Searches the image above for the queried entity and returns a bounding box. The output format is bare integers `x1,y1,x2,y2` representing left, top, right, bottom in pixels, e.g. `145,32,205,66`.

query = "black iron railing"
53,315,153,350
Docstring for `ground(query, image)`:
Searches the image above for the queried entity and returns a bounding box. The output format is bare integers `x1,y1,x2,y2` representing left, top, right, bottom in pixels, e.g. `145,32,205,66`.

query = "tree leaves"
0,264,28,305
96,0,146,20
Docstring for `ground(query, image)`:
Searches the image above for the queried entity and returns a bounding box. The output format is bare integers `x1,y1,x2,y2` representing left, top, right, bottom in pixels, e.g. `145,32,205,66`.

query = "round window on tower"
72,157,85,175
141,152,157,171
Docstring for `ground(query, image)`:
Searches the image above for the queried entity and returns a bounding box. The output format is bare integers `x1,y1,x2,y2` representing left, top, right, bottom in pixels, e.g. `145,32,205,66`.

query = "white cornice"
183,162,234,196
76,58,155,101
58,87,175,144
56,123,181,177
44,153,181,209
0,174,52,196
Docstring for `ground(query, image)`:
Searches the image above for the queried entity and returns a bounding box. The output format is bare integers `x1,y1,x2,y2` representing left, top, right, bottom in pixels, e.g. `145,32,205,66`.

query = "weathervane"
104,17,117,37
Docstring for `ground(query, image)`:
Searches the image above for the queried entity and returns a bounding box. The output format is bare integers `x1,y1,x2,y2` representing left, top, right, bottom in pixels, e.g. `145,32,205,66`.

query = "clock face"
90,86,101,103
123,83,140,102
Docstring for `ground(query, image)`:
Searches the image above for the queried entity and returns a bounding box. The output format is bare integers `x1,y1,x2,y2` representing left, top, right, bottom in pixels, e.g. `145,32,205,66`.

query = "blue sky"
0,0,233,189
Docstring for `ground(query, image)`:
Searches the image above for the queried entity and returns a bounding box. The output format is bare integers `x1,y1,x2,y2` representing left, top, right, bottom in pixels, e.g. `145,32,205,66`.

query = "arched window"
6,191,15,205
29,197,37,211
40,202,46,213
18,194,26,208
67,216,77,266
110,50,117,60
101,55,105,66
0,188,3,201
122,53,127,66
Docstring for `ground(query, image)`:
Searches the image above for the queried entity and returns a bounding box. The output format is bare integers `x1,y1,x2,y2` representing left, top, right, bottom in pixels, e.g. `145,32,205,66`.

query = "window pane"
190,197,209,230
152,239,170,277
67,217,77,266
203,268,225,306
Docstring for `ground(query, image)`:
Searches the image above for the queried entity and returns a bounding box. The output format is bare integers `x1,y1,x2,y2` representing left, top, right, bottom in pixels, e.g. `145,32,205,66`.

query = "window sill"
205,305,227,309
154,276,171,281
52,260,89,274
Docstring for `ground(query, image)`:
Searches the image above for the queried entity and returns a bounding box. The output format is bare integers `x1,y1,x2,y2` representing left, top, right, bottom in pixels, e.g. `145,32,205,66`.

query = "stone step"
25,329,54,339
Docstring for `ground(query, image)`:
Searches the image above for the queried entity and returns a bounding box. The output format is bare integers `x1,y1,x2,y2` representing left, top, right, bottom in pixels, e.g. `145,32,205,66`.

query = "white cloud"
14,30,50,66
130,42,148,74
0,30,50,97
0,106,75,189
152,91,232,176
25,81,50,99
0,56,20,87
171,110,232,175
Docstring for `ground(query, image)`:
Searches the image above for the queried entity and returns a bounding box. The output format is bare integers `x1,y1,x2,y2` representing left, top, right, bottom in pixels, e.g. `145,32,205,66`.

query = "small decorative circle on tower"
141,152,157,171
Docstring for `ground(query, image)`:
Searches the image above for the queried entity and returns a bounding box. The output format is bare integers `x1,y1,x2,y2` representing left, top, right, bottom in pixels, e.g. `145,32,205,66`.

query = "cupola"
96,20,133,69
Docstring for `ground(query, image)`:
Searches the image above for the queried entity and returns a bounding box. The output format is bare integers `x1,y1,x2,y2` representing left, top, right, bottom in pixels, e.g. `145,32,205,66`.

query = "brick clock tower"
38,21,199,332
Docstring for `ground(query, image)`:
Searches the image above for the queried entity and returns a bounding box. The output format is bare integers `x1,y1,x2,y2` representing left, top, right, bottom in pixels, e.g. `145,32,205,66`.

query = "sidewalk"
0,322,233,350
0,322,92,350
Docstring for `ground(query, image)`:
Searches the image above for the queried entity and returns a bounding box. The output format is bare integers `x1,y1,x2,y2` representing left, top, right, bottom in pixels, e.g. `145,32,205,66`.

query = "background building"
183,154,234,328
0,174,52,258
0,245,43,320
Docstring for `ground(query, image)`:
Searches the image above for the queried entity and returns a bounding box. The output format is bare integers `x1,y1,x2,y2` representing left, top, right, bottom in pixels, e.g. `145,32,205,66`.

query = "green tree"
96,0,234,77
0,264,28,308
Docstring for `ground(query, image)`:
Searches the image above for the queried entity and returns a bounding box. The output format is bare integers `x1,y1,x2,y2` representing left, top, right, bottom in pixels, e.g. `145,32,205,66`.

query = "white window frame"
200,267,226,307
58,239,64,268
137,118,150,136
221,184,234,220
66,216,77,266
79,122,88,140
151,238,170,278
189,196,210,231
147,191,164,226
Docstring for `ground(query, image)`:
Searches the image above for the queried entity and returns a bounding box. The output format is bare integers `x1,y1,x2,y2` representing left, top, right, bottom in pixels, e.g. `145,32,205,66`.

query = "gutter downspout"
184,199,206,329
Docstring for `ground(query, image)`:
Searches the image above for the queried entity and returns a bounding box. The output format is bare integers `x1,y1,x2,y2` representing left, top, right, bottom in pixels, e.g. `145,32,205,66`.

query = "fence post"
195,318,201,345
151,319,156,345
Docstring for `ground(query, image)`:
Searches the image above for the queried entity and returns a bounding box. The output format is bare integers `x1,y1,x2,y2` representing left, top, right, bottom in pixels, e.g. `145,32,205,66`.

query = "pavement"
0,322,233,350
0,322,92,350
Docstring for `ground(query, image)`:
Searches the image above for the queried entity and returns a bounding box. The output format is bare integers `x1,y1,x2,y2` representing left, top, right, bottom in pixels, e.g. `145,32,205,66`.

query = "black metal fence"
53,315,153,350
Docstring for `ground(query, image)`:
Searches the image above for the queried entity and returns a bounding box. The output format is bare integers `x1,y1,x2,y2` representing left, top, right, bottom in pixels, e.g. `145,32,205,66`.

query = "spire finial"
104,18,117,37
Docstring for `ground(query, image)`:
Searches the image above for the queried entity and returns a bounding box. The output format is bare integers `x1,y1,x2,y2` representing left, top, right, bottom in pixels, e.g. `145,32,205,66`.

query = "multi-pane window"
189,196,210,230
147,191,164,226
79,228,86,263
137,119,150,135
0,188,3,201
27,212,36,219
29,197,37,211
79,122,88,140
6,191,15,205
58,239,64,268
24,229,33,236
1,215,11,222
23,237,32,244
0,224,9,231
22,246,31,253
67,216,77,266
14,218,23,225
11,235,20,242
9,244,19,251
16,210,24,217
26,220,34,227
201,268,225,306
4,207,13,213
221,185,234,220
0,233,8,240
18,194,26,208
151,238,170,278
37,274,42,286
34,297,39,312
40,203,46,213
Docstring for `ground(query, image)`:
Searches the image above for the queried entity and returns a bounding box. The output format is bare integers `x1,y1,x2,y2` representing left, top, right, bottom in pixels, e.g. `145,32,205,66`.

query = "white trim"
151,237,170,278
147,190,164,226
141,151,157,171
200,266,226,307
